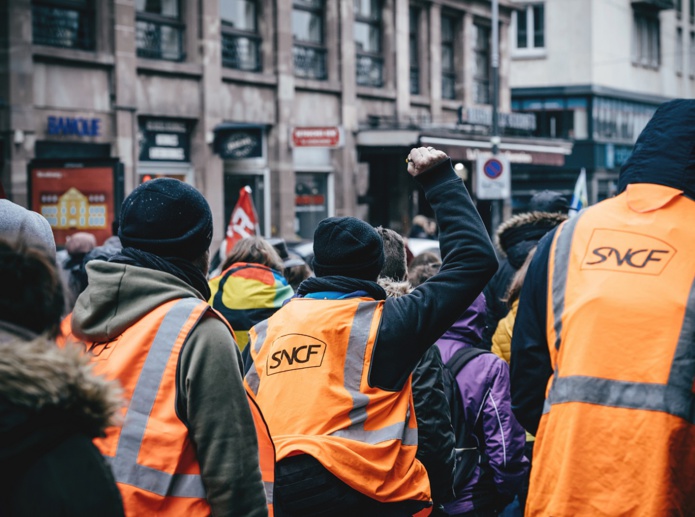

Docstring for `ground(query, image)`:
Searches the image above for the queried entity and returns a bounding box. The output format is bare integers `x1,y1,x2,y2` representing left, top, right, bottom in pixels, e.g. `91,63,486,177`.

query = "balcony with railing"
136,17,185,61
221,32,262,72
356,54,384,88
32,4,94,50
293,45,327,80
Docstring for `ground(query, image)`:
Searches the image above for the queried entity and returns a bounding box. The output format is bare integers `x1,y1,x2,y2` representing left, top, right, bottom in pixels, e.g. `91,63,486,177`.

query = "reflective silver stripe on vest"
105,298,207,498
545,224,695,423
551,213,582,351
245,319,269,396
264,481,274,505
668,277,695,403
329,302,417,446
545,376,695,423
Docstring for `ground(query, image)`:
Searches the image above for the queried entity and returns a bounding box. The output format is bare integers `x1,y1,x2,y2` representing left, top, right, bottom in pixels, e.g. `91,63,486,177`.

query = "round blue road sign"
483,158,504,179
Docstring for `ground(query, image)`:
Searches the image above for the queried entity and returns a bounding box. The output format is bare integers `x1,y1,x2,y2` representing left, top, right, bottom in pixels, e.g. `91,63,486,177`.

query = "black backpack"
442,347,490,493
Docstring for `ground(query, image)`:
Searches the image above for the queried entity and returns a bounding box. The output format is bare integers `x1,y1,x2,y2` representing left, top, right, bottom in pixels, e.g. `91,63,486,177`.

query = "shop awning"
419,135,573,167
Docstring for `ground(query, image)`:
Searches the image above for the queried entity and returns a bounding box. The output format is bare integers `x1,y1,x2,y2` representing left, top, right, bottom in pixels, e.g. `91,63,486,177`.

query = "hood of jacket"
619,99,695,200
495,211,567,268
437,292,487,351
0,322,121,462
71,260,204,342
377,277,412,298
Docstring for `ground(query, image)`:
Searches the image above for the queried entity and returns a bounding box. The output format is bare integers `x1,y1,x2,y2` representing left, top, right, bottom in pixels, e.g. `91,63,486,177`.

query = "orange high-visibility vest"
529,184,695,516
63,298,275,516
245,297,432,508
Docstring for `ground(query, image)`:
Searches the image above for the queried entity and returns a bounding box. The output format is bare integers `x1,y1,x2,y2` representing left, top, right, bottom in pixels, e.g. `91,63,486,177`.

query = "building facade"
1,0,571,248
510,0,693,205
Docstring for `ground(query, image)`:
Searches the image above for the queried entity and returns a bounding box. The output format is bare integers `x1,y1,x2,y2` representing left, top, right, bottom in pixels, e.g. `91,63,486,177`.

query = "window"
441,15,457,99
32,0,94,50
514,4,544,51
513,97,588,140
677,28,684,75
354,0,383,87
221,0,261,71
473,23,491,105
295,173,329,239
410,8,420,95
675,0,682,18
690,32,695,78
691,0,694,23
136,0,184,61
293,0,327,80
632,9,660,68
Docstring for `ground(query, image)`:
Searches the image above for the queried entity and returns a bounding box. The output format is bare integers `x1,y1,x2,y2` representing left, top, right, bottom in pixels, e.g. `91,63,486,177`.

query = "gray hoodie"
71,260,268,517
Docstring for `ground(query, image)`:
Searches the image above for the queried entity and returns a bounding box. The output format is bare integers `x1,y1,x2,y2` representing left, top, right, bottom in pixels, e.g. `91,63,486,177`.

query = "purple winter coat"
436,294,528,515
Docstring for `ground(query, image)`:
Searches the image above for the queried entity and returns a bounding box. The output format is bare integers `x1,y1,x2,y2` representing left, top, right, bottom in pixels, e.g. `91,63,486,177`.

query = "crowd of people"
0,99,693,517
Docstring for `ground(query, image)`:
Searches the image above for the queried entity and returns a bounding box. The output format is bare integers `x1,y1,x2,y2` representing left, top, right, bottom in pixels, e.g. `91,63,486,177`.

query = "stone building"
1,0,571,247
510,0,693,204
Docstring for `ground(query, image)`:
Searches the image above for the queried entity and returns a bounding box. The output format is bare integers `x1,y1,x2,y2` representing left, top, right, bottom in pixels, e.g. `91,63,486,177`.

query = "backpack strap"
445,347,490,378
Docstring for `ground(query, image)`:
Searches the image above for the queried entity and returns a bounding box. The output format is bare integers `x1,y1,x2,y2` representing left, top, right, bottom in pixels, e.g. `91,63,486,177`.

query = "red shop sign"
291,126,343,148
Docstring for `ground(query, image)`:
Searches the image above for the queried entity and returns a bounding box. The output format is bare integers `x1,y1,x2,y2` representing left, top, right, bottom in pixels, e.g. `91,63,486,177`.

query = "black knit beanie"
119,178,213,261
312,217,384,281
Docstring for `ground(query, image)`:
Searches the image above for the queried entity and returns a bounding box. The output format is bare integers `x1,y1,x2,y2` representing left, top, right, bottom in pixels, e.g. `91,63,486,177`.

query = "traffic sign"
475,153,511,199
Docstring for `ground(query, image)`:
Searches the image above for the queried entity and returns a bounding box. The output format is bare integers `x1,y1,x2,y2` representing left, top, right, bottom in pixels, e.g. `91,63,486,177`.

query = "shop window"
410,8,420,95
221,0,262,71
293,0,327,80
295,173,329,240
441,14,458,100
136,0,185,61
473,23,491,105
514,4,544,52
676,28,684,75
32,0,95,50
632,8,660,69
592,97,656,142
513,97,589,140
355,0,384,87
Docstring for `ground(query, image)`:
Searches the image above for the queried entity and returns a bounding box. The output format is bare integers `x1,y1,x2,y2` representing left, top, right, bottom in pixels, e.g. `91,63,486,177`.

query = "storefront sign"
460,108,537,132
30,165,116,246
291,127,343,148
138,119,190,162
216,128,264,159
47,116,101,137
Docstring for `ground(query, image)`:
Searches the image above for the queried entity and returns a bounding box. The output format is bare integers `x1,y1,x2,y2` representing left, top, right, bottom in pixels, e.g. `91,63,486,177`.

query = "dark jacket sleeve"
509,230,555,435
411,345,456,505
370,160,498,390
481,260,515,350
177,314,268,517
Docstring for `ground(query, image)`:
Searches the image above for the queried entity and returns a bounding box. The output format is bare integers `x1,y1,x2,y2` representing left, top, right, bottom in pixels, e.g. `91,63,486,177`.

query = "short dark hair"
0,239,64,338
376,227,407,281
408,262,441,288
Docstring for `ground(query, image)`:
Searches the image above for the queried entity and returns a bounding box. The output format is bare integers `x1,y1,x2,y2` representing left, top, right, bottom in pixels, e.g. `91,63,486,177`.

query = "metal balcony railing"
356,54,384,88
221,33,262,72
293,45,327,80
32,4,94,50
136,18,185,61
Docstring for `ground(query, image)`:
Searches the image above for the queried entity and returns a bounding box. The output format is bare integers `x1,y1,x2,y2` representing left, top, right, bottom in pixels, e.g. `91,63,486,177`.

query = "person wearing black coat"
481,198,568,351
0,239,124,517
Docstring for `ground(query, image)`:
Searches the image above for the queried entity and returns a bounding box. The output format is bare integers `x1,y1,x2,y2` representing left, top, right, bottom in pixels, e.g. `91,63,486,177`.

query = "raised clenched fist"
407,147,449,177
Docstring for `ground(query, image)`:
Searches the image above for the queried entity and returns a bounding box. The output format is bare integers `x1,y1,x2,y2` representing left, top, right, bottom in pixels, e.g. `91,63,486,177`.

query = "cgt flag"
569,168,588,217
225,186,260,254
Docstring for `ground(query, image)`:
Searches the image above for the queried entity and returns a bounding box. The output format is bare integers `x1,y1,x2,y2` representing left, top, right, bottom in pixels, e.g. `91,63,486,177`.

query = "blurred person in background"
481,195,567,350
209,236,294,363
0,239,124,517
57,232,97,313
268,237,313,292
0,199,56,259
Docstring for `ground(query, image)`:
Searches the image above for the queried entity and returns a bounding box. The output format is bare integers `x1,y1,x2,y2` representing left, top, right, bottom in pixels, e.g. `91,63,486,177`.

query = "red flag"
224,186,259,256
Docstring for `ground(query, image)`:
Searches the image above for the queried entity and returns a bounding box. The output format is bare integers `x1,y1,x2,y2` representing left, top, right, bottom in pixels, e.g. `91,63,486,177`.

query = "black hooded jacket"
0,323,124,517
510,99,695,434
481,211,567,350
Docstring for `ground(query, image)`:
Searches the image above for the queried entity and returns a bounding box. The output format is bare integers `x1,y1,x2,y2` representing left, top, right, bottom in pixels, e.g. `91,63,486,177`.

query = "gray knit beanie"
0,200,56,259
